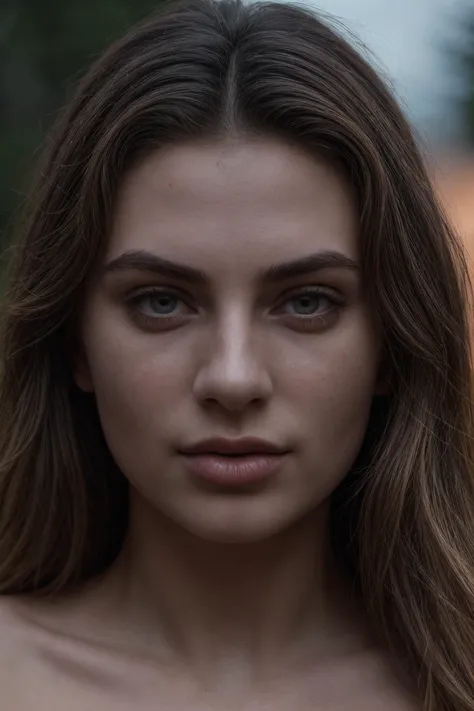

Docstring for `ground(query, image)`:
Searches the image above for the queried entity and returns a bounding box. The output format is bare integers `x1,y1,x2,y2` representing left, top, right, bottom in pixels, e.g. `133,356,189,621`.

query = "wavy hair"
0,1,473,708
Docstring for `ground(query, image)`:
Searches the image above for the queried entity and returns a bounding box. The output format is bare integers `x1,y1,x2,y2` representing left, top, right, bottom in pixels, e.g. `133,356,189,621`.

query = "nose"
192,316,273,413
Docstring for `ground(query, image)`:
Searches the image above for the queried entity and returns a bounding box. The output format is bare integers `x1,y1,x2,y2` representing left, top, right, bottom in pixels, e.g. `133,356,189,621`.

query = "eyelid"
127,285,192,305
128,285,181,297
277,285,344,305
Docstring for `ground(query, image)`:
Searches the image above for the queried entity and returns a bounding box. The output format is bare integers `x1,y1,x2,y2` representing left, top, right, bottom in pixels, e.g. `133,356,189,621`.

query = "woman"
0,0,472,708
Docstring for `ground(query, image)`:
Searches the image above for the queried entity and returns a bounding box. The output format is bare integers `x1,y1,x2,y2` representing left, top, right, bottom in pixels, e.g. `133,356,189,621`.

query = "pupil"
295,295,319,314
150,295,176,314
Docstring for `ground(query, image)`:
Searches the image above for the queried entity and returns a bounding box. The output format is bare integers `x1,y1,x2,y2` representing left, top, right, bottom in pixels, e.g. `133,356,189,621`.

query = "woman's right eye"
127,288,195,327
136,292,183,316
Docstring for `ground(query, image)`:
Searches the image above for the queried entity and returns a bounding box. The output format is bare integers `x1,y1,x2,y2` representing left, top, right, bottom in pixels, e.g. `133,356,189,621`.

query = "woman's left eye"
281,291,337,316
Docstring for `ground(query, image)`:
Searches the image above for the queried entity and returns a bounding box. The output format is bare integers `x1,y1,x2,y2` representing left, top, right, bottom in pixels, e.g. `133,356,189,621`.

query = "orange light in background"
432,152,474,344
432,153,474,267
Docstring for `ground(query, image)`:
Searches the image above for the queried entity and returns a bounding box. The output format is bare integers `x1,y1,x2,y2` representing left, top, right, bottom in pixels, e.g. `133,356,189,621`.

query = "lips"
180,437,288,457
179,438,290,488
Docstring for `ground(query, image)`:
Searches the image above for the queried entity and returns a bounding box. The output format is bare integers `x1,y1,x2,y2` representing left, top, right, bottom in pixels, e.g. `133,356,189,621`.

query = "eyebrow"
104,249,359,284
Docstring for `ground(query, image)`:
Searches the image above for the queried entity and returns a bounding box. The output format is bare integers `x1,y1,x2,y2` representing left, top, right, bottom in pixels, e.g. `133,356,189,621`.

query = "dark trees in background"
0,0,161,238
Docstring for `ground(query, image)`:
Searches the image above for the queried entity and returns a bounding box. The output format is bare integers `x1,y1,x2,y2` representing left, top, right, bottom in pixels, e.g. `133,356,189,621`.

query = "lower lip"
181,453,286,487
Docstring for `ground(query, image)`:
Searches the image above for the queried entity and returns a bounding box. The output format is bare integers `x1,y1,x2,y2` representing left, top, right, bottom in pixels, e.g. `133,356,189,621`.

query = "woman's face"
77,137,382,542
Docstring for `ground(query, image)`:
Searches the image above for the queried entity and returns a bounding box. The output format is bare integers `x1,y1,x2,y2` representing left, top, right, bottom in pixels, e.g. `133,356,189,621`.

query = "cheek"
81,309,190,452
279,317,379,479
281,312,379,406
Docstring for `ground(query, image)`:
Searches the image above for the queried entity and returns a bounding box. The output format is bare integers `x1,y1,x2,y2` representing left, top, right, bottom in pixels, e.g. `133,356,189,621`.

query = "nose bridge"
216,305,257,369
193,304,272,410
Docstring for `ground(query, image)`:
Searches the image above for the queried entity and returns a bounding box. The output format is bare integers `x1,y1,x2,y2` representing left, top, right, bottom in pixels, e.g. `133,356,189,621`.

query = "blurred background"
1,0,474,257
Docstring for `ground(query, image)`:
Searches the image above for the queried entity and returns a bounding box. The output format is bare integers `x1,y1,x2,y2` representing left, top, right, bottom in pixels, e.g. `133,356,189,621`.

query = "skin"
0,137,418,709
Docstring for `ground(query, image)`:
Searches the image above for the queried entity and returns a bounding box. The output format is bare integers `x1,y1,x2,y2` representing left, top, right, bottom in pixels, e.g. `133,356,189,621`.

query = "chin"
172,499,312,545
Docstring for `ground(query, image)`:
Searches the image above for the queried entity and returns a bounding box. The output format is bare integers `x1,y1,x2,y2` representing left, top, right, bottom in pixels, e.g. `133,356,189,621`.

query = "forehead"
107,138,359,272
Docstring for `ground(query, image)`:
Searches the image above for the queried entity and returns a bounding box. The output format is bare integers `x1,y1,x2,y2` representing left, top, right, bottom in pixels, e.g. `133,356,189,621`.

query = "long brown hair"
0,1,473,707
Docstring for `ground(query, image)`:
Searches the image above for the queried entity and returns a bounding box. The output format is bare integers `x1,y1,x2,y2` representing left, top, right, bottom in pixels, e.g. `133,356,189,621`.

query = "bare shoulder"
0,595,33,657
0,597,40,702
342,647,421,711
0,594,126,710
0,595,105,709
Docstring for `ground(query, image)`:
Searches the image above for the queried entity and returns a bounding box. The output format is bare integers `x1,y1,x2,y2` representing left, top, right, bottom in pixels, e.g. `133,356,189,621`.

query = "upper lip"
180,437,289,456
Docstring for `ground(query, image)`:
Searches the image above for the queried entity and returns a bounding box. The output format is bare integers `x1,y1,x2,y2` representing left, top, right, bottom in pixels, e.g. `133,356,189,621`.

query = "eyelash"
126,286,344,330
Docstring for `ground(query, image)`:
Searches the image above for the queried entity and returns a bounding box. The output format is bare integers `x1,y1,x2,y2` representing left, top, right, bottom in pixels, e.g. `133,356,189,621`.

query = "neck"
97,492,366,685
